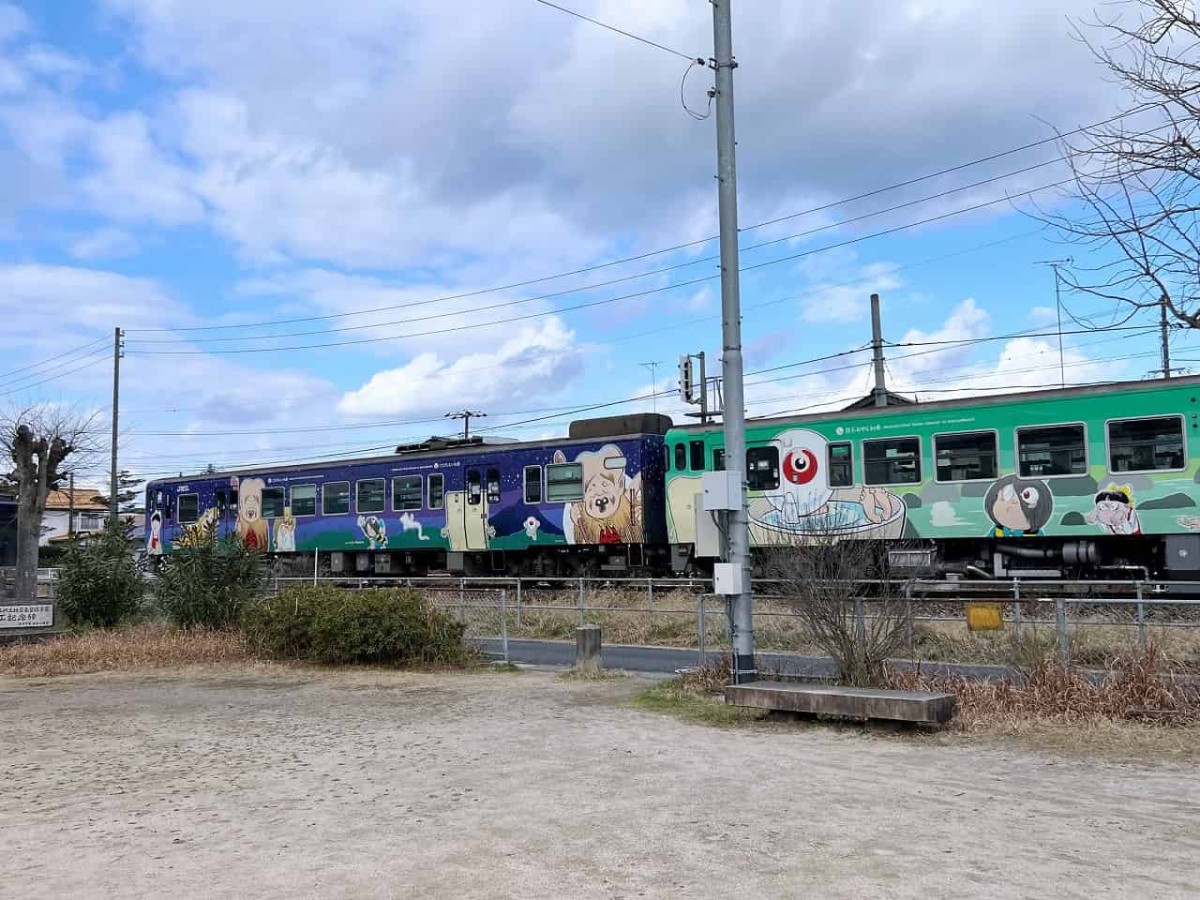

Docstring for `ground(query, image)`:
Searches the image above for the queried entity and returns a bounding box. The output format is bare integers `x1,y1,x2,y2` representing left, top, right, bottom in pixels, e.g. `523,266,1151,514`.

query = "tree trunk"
13,495,39,602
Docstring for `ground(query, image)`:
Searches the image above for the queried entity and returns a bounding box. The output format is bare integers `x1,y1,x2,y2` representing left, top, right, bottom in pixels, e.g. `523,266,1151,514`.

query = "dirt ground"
1,667,1198,899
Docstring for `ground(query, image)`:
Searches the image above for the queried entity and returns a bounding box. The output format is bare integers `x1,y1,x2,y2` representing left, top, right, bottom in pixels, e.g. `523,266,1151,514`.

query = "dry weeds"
0,624,250,677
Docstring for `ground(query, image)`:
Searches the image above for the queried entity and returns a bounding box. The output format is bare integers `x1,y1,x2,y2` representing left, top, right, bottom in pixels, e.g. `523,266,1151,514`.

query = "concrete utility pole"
110,327,123,521
68,472,75,539
711,0,755,685
1036,260,1070,389
1160,294,1172,379
640,361,661,412
870,293,887,407
445,410,485,441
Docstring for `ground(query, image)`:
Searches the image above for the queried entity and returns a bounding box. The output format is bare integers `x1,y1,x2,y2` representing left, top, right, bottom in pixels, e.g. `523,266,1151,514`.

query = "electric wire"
531,0,698,62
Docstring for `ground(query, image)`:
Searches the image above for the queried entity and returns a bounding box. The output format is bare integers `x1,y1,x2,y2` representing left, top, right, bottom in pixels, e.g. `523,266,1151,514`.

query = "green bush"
242,584,468,666
153,529,266,628
55,518,145,627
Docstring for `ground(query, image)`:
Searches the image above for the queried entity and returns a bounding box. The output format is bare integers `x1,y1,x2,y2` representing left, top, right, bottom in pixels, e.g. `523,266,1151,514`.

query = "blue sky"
0,0,1193,488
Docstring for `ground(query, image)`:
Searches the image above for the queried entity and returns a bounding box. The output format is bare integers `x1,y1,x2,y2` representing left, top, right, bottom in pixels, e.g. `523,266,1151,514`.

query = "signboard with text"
0,604,53,628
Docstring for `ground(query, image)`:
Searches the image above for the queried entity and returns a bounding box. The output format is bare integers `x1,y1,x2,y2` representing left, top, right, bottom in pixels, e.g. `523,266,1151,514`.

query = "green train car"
665,375,1200,579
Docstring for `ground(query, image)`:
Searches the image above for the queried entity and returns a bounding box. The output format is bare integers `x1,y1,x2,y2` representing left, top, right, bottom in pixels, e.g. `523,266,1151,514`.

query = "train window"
356,479,386,513
178,493,199,524
467,471,482,506
673,443,686,472
1017,425,1086,477
864,437,921,485
934,431,998,482
546,463,584,502
828,442,854,487
392,476,422,511
713,448,725,471
524,466,543,504
486,469,502,503
690,440,706,471
1108,417,1185,472
261,487,286,519
291,484,316,517
664,445,671,471
745,447,780,491
428,473,444,510
323,481,350,516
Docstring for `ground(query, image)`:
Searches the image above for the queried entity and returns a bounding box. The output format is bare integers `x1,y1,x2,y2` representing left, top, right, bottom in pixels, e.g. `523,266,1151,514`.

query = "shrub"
242,584,468,666
55,517,145,627
153,528,266,628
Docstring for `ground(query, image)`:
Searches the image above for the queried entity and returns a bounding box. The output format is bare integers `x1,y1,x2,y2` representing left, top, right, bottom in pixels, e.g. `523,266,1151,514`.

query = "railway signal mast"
709,0,755,684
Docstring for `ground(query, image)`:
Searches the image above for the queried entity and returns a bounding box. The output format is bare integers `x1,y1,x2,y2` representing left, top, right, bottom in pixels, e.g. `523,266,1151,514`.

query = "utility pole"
1036,259,1071,389
870,293,887,408
445,410,485,441
1160,294,1172,379
640,361,661,413
711,0,755,685
110,327,123,522
68,472,75,539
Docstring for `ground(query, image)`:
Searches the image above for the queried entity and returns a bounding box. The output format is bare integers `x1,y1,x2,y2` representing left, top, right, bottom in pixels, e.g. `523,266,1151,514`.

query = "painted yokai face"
1094,498,1129,525
584,472,622,520
994,483,1037,531
241,493,261,522
770,429,832,516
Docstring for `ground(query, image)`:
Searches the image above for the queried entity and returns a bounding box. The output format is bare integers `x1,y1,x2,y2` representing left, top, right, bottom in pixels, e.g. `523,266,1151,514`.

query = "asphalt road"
477,638,1015,680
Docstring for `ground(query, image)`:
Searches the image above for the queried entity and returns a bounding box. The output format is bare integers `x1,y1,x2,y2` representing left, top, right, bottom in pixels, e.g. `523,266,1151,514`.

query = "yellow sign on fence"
965,602,1004,632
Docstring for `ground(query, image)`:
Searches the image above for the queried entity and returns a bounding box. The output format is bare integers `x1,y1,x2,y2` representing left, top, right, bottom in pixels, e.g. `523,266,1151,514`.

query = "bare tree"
759,533,912,687
1,407,98,601
1045,1,1200,328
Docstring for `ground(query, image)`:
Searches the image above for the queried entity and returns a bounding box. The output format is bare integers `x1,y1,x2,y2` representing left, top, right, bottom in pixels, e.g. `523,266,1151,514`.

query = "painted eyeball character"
769,429,832,518
782,448,819,485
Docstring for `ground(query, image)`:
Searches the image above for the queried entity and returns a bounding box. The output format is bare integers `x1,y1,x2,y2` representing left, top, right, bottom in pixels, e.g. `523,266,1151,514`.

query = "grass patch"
632,679,764,726
0,623,249,677
488,661,522,673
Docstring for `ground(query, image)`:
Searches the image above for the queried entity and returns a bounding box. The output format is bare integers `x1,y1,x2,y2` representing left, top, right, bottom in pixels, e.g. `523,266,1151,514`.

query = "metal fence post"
578,577,585,627
500,589,509,664
1012,579,1022,636
313,550,318,585
904,581,914,653
647,578,654,618
459,577,466,624
854,596,867,650
1136,581,1146,648
515,578,522,629
698,593,707,665
1055,597,1068,662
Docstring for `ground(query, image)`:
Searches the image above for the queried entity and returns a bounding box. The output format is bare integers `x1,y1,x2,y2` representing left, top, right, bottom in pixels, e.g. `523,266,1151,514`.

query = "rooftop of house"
44,487,106,511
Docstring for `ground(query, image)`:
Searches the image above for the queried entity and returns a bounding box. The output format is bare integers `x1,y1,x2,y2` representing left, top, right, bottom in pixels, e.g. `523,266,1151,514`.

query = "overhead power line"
122,104,1179,338
531,0,700,62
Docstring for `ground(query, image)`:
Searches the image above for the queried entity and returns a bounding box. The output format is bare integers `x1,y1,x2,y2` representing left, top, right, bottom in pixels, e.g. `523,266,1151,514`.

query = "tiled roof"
44,487,106,511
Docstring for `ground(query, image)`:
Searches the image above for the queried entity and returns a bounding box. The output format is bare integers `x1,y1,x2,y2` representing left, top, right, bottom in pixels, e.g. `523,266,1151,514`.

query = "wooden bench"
724,680,956,725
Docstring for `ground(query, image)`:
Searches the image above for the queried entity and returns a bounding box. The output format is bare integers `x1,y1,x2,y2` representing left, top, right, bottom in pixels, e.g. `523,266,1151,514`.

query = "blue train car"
145,414,671,576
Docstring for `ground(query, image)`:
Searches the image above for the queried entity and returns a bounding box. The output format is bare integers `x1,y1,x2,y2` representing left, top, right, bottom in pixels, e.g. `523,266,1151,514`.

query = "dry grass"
0,624,251,677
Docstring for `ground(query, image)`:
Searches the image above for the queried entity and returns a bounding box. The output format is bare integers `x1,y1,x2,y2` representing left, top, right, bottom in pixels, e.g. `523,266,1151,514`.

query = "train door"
463,468,489,550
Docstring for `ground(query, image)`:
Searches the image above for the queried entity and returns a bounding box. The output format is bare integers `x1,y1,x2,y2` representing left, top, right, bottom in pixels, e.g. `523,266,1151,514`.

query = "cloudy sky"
0,0,1193,489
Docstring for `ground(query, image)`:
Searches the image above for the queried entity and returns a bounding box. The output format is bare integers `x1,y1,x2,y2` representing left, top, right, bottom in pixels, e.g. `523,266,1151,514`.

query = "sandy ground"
1,668,1198,900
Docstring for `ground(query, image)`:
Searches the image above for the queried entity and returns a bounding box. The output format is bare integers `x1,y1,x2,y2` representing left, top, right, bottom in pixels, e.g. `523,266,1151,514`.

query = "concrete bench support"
724,681,956,725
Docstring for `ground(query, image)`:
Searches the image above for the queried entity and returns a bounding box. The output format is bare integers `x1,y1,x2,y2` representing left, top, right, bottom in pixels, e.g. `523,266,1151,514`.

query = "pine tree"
92,469,145,513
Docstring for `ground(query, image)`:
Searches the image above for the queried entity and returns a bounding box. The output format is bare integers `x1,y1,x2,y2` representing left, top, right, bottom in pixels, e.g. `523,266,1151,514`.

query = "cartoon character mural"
273,507,297,552
399,511,431,541
358,514,388,549
554,445,643,545
1085,484,1141,536
984,475,1053,537
236,478,270,552
523,516,541,541
175,507,220,548
147,510,163,555
746,429,906,539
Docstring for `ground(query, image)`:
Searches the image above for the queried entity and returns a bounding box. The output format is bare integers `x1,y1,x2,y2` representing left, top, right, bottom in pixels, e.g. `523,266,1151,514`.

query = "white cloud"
68,228,140,260
337,317,584,417
801,264,905,324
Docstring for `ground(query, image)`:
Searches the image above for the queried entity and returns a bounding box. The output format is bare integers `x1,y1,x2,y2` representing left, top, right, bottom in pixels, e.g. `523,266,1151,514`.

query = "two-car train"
144,375,1200,581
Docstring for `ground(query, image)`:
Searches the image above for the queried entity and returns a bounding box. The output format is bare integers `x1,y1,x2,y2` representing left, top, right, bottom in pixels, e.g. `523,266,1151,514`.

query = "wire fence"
267,574,1200,671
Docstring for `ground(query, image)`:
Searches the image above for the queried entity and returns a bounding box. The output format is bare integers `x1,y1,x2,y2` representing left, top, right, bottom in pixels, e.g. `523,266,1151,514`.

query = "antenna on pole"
1036,259,1072,389
445,410,485,441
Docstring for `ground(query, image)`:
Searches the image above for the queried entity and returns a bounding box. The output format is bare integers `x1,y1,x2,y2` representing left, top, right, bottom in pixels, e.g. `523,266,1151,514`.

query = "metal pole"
1055,597,1068,662
698,593,707,665
459,577,465,624
577,577,585,627
870,293,887,407
1160,294,1172,379
68,472,75,539
647,578,654,618
712,0,755,685
515,578,522,628
500,589,509,663
854,596,867,650
313,550,318,585
1013,579,1021,637
109,326,123,521
1137,581,1146,648
1053,269,1065,389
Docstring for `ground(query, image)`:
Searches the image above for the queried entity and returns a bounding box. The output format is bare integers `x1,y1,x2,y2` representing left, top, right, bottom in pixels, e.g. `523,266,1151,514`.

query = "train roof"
667,372,1200,435
145,414,673,486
